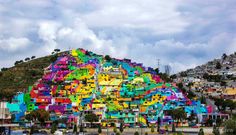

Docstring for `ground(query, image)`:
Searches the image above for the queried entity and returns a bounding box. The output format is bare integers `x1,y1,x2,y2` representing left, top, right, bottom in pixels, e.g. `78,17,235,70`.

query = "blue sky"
0,0,236,73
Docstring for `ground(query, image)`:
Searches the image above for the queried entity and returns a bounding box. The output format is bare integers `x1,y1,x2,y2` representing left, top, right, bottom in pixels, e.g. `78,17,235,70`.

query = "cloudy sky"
0,0,236,73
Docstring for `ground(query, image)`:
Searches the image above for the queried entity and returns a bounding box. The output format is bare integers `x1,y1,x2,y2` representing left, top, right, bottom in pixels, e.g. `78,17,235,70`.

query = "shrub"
105,55,111,61
73,124,77,133
30,126,35,134
134,131,139,135
177,132,183,135
116,132,120,135
98,125,102,133
113,127,117,133
172,123,176,132
216,117,222,127
50,123,57,134
145,132,148,135
198,128,204,135
119,123,124,133
110,122,115,127
212,125,220,135
223,119,236,135
151,124,154,132
79,125,84,132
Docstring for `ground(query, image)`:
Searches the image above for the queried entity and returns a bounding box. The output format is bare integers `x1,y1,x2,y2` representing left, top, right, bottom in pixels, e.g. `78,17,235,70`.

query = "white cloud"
75,0,189,34
0,0,236,74
38,21,61,53
0,37,31,52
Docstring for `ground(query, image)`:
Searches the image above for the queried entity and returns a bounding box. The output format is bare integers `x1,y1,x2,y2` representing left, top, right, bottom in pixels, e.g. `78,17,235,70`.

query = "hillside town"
176,53,236,101
0,48,227,135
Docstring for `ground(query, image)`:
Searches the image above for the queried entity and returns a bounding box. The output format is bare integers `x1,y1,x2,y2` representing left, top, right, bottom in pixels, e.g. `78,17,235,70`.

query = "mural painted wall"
6,48,208,127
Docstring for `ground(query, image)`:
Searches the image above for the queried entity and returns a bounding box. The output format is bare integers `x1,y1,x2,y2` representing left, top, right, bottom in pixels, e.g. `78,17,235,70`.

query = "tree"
180,72,187,77
177,83,184,90
119,122,123,133
3,91,15,102
227,100,236,113
14,61,20,66
155,68,159,75
222,100,231,111
113,127,117,133
168,108,187,127
170,74,177,79
215,62,222,69
187,90,196,99
80,125,84,132
25,57,30,61
200,96,206,104
105,55,111,61
84,113,99,127
157,117,161,132
151,124,154,132
198,128,204,135
30,125,36,134
216,117,222,127
172,122,176,132
188,111,196,123
223,119,236,135
158,73,172,82
11,114,15,122
73,124,77,134
1,67,8,71
98,124,102,134
28,109,49,126
36,109,50,125
203,73,209,79
187,82,194,90
25,113,33,121
50,54,58,62
222,53,227,60
215,98,224,111
54,48,61,53
51,121,58,134
212,125,220,135
220,81,227,87
206,117,213,127
31,56,36,60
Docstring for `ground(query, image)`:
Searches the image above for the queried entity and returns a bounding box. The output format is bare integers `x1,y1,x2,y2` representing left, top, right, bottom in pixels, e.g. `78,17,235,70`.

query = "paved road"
10,127,222,135
83,127,220,135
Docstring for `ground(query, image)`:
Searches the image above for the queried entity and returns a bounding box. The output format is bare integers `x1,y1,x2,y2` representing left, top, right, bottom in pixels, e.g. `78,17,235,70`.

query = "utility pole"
156,59,160,69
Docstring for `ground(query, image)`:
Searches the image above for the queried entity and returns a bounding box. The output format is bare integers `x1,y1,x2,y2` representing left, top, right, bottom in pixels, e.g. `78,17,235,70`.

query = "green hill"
0,52,65,100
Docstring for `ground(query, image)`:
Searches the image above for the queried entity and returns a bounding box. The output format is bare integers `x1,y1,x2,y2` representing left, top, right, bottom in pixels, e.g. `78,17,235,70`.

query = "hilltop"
3,48,208,128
